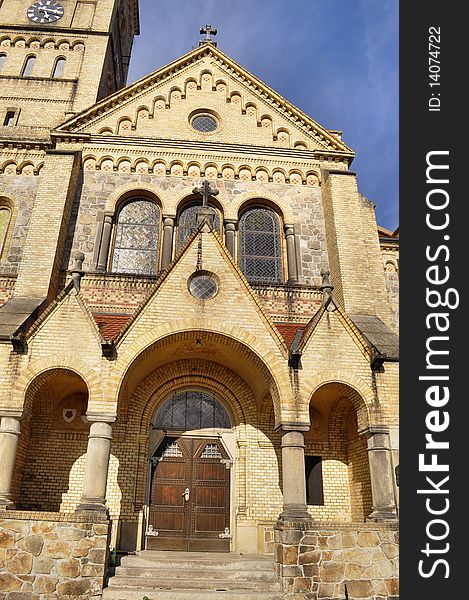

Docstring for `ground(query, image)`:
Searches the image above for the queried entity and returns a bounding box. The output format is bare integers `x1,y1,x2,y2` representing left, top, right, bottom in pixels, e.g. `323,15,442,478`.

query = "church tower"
0,0,139,133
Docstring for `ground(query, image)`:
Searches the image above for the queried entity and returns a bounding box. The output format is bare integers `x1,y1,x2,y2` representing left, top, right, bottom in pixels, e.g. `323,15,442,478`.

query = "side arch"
11,356,101,415
301,370,375,430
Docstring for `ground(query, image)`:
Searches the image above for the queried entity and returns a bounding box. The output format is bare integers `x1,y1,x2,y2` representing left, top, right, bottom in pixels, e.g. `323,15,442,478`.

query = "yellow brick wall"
321,171,392,326
13,152,81,298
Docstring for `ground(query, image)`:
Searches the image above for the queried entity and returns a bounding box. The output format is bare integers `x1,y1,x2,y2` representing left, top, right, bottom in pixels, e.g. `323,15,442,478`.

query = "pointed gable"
299,303,372,372
113,227,288,358
26,287,104,362
54,45,353,157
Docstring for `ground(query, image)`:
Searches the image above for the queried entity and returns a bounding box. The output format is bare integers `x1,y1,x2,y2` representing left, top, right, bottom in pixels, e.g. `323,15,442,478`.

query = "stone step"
102,589,284,600
104,551,282,599
115,565,279,581
121,550,274,571
107,575,282,592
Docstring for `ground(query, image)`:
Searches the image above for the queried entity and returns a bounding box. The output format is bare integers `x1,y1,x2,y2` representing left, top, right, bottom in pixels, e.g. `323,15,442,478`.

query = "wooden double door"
147,436,231,551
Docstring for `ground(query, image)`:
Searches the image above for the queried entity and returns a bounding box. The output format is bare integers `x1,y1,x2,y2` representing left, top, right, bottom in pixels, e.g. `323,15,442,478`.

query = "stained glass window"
111,199,160,275
239,207,282,284
154,390,231,430
177,203,221,251
188,272,218,300
192,115,218,132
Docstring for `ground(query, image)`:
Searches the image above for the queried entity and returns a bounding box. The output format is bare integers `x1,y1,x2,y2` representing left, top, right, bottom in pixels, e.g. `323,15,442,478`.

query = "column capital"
224,218,237,226
0,408,23,420
358,424,390,437
85,412,116,424
284,223,295,234
276,422,310,432
162,213,176,221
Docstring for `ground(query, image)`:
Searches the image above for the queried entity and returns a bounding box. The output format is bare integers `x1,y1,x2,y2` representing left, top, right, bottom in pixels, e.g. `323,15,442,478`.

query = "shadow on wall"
14,369,90,512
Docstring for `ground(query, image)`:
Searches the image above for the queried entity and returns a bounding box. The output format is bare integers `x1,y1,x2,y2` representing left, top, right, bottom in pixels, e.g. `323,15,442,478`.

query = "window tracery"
238,206,283,284
111,199,160,275
154,390,231,430
176,202,221,251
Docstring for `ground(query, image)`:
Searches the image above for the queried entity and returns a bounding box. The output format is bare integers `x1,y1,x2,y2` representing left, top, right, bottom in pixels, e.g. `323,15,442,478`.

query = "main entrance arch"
147,390,233,551
112,331,285,554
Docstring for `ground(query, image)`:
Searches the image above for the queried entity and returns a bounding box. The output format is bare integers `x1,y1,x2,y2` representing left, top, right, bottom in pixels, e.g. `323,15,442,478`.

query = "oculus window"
191,114,218,132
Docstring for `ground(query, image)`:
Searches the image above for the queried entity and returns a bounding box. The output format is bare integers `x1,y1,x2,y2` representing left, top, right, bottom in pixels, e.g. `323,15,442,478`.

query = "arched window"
52,57,65,79
0,207,12,257
238,206,283,284
176,202,221,251
0,54,6,73
21,55,36,77
111,199,160,275
154,390,231,430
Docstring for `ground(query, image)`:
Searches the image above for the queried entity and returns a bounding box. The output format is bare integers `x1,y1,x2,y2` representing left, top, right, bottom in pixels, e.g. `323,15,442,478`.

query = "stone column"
96,213,113,272
0,413,21,509
361,425,398,521
160,215,175,269
77,416,115,513
279,430,310,520
224,219,237,257
284,224,298,284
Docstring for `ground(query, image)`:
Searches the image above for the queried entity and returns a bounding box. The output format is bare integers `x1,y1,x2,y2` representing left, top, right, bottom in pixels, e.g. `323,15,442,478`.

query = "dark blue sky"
127,0,398,230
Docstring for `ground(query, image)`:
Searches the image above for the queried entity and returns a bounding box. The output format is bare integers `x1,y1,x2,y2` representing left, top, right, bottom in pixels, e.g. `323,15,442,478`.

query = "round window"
191,114,218,132
188,271,218,300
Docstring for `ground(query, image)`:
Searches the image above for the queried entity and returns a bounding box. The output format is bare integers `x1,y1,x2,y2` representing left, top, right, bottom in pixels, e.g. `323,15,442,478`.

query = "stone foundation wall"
0,511,111,600
275,520,399,600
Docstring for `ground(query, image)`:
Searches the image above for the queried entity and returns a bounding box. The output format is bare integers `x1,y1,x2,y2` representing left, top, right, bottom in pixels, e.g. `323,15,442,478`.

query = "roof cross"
199,24,217,46
193,180,219,207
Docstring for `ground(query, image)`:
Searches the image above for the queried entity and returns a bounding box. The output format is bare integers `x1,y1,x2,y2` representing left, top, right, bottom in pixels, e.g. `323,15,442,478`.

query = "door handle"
182,487,190,501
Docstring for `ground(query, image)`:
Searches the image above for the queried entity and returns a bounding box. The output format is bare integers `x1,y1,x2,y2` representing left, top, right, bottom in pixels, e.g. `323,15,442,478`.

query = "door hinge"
220,458,232,469
218,527,232,539
146,524,159,537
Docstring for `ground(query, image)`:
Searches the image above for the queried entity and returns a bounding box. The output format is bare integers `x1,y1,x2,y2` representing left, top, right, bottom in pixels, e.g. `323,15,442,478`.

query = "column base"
367,507,398,522
278,504,312,522
76,498,109,515
0,497,15,510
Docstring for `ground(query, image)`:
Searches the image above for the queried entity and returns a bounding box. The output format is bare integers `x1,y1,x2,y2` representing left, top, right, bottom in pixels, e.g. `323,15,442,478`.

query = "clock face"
27,1,64,24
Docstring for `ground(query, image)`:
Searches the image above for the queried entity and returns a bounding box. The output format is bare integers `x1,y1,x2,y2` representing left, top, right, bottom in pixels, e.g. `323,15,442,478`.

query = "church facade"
0,1,399,598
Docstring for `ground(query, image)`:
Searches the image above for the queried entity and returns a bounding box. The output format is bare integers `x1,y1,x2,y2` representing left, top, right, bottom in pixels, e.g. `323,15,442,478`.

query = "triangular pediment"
25,285,104,361
299,302,373,370
54,45,353,156
114,226,288,360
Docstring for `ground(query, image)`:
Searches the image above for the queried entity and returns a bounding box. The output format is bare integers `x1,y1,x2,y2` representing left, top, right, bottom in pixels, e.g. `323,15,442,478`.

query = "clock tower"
0,0,139,134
